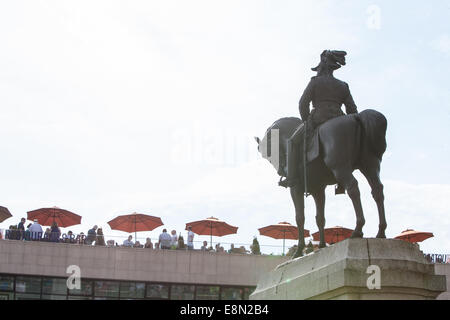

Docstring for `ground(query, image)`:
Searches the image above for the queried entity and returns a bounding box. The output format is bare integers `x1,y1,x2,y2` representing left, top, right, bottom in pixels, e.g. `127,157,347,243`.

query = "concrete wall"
0,239,289,286
435,264,450,300
251,238,448,300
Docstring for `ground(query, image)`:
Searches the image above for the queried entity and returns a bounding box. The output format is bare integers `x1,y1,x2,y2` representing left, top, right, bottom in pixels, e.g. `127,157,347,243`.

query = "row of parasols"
0,206,434,254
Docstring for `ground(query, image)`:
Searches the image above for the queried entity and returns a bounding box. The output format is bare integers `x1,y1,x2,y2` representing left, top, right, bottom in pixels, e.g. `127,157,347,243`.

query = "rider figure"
280,50,358,188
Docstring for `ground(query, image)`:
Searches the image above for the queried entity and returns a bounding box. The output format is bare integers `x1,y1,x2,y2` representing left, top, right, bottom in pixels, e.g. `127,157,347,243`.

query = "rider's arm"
344,83,358,114
299,79,314,121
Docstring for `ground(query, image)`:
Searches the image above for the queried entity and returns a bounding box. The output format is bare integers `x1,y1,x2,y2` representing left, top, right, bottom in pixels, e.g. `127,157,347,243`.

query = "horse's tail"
357,109,387,160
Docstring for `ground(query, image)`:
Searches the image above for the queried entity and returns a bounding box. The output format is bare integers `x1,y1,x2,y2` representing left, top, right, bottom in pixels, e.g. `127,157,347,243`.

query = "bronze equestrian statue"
255,50,388,258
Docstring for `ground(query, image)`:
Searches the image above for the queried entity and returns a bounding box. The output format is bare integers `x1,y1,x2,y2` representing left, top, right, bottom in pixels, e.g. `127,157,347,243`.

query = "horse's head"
255,118,301,176
254,134,271,163
254,136,262,156
255,130,279,177
255,135,279,171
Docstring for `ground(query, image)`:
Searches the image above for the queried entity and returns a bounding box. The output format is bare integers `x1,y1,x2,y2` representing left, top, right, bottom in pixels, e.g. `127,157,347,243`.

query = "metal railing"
424,253,450,264
0,228,286,255
3,229,86,244
3,228,448,262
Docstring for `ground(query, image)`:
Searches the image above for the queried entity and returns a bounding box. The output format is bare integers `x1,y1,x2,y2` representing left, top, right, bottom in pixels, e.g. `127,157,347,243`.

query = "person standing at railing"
133,241,143,248
29,219,43,241
95,228,106,246
77,232,86,244
63,230,76,244
144,237,153,249
177,235,185,250
17,218,26,240
50,221,61,243
170,230,178,249
123,235,134,247
43,228,51,241
186,226,194,250
85,225,98,245
159,229,171,250
24,224,32,241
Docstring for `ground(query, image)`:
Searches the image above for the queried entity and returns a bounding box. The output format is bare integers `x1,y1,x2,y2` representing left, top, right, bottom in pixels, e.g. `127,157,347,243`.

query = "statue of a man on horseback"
255,50,388,258
280,50,358,190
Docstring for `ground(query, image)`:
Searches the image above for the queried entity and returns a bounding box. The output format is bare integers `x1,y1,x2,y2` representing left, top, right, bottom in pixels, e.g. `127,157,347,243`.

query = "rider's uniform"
283,75,358,187
299,75,358,128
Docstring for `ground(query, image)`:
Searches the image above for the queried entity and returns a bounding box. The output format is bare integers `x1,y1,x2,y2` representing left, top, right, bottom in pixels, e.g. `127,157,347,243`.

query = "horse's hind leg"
320,117,365,238
312,186,326,248
332,168,365,238
361,158,386,238
290,185,305,258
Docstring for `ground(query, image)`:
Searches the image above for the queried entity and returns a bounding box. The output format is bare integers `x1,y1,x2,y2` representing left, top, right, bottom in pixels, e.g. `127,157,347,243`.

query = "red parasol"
185,216,238,248
259,221,310,255
394,229,434,243
0,206,12,223
27,206,81,228
312,226,353,244
107,212,164,240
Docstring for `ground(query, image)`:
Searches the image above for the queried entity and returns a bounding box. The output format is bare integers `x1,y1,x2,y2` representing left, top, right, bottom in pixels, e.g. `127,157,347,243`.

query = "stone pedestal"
250,238,446,300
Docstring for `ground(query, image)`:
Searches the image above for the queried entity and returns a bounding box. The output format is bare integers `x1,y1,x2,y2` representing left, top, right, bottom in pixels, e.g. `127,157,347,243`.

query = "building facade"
1,239,449,300
0,239,288,300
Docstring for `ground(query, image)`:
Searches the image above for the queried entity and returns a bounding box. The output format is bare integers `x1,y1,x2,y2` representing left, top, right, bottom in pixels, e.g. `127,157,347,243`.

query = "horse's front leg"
290,185,305,258
312,186,326,248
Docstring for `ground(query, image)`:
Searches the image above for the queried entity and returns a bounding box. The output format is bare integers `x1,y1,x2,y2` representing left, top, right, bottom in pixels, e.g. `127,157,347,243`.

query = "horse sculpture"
255,109,387,258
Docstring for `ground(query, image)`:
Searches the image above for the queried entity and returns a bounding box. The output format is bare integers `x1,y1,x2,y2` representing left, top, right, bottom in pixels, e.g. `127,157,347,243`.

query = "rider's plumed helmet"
312,50,347,72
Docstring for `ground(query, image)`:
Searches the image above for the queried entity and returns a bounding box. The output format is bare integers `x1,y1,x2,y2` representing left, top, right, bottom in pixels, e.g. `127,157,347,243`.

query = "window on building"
68,295,92,300
0,275,14,291
146,284,169,299
120,282,145,299
221,287,243,300
42,278,67,295
15,276,41,294
95,281,119,298
242,287,255,300
68,279,92,296
170,284,195,300
41,294,67,300
0,292,14,300
195,285,220,300
15,293,41,300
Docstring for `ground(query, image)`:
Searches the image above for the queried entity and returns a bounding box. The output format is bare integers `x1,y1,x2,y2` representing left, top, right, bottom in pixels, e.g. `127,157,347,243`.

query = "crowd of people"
1,218,254,254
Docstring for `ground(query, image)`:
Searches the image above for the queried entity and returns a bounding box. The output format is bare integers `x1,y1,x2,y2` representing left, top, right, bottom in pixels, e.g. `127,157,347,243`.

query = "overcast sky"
0,0,449,255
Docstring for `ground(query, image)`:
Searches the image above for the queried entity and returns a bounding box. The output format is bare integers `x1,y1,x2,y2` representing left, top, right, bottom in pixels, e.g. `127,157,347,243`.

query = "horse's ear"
254,136,261,144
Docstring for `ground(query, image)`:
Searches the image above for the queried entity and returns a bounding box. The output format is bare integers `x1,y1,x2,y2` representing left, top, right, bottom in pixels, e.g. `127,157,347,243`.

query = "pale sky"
0,0,449,255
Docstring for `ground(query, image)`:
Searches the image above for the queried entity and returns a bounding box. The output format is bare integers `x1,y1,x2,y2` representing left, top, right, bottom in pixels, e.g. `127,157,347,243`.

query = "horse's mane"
265,117,302,136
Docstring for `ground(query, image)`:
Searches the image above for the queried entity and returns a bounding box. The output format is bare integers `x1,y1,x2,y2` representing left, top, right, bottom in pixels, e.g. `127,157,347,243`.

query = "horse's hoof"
376,232,386,239
351,230,364,238
319,242,326,248
292,249,303,259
